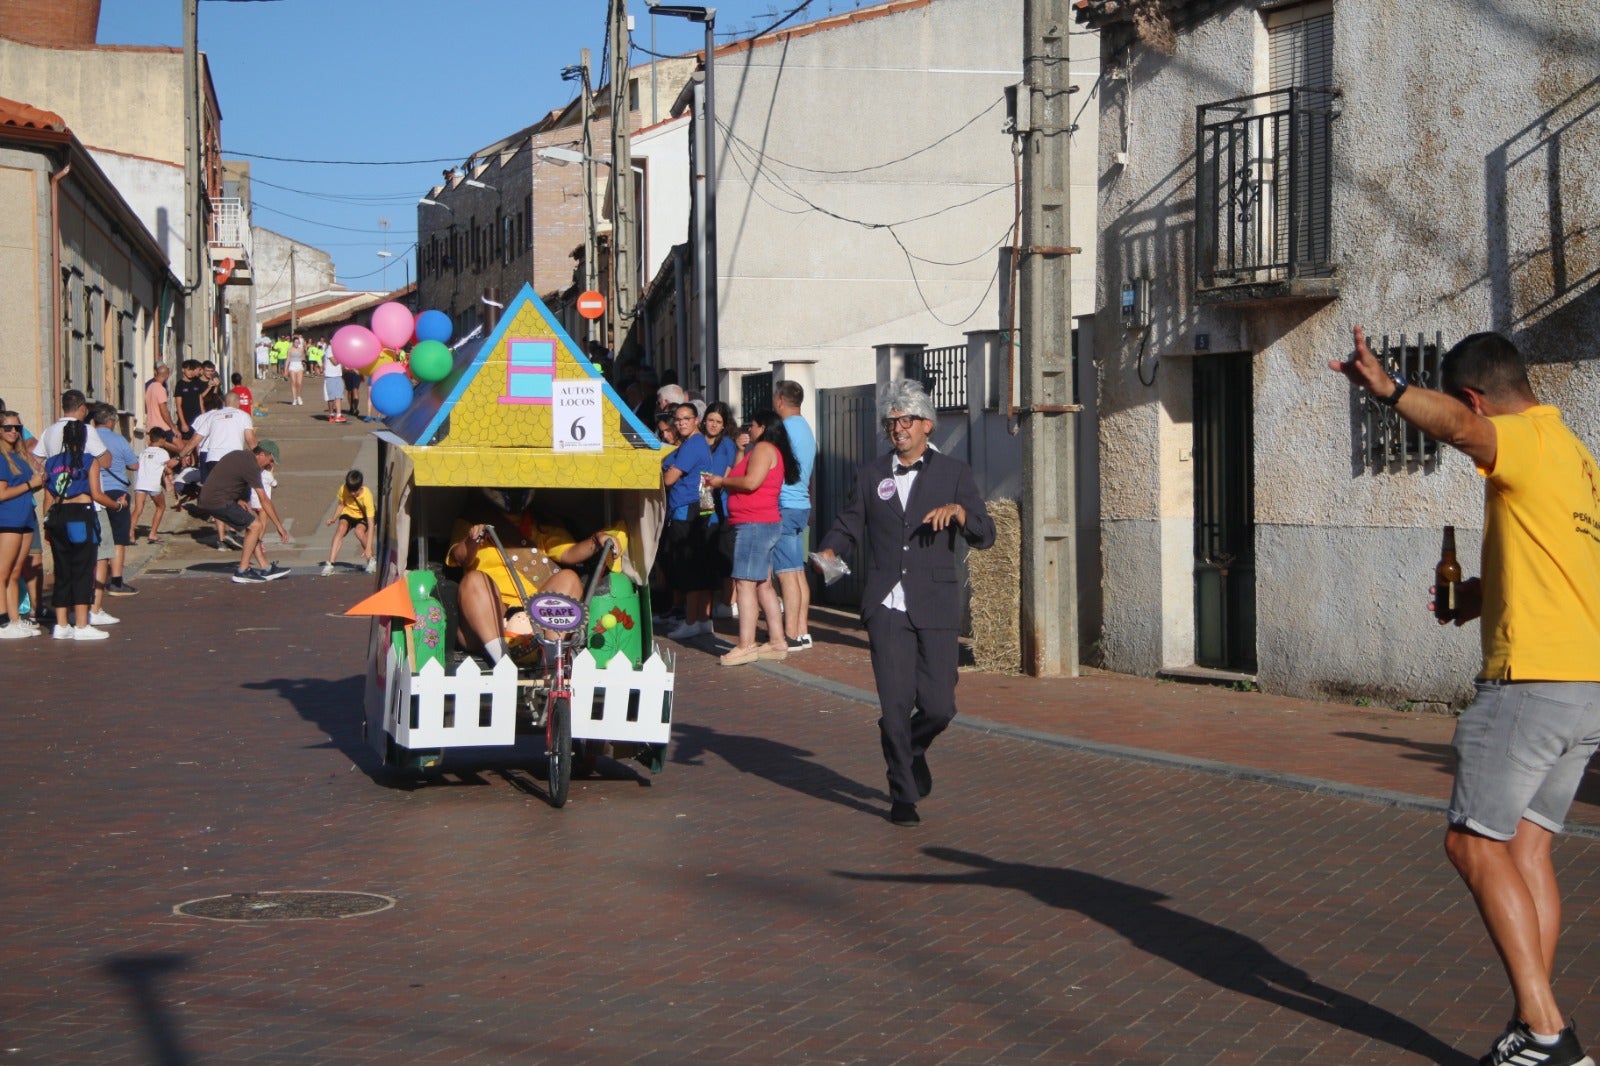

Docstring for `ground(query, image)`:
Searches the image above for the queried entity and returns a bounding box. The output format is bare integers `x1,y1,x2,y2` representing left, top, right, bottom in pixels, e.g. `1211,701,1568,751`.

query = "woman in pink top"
707,410,801,666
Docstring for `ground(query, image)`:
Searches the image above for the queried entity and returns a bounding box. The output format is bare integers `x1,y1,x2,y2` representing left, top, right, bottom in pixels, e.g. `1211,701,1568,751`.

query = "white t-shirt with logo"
135,446,170,494
192,408,253,460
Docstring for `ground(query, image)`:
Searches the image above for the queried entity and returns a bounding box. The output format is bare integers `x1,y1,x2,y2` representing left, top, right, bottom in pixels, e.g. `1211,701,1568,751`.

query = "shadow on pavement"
672,722,888,815
103,952,194,1066
835,847,1474,1066
240,673,404,785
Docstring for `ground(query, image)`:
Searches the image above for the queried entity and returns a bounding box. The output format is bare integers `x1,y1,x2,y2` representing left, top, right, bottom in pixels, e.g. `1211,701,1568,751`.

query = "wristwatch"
1373,374,1407,407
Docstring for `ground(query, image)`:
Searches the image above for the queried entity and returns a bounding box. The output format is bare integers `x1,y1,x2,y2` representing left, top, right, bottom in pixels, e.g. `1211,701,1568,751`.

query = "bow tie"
894,460,924,476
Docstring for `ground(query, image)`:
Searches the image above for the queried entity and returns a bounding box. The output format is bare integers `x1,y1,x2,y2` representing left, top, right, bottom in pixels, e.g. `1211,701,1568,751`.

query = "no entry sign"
577,290,606,320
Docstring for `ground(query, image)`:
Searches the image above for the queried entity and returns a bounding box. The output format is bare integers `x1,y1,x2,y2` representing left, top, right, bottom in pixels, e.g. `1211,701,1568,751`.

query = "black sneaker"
107,580,140,597
231,568,268,584
786,634,812,651
1481,1022,1594,1066
259,563,291,581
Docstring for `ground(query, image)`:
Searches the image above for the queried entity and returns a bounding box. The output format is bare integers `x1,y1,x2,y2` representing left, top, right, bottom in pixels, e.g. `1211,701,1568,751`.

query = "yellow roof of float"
390,283,662,490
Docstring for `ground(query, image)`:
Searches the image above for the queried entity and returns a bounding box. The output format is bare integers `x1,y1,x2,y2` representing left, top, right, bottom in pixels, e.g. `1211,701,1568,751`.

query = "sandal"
719,645,762,667
147,534,162,543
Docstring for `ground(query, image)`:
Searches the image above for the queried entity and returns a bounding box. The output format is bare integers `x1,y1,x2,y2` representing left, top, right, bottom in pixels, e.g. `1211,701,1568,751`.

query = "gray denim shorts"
1449,680,1600,839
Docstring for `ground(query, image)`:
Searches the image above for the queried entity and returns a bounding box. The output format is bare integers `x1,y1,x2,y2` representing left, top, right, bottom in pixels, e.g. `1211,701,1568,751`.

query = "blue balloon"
415,309,452,345
370,372,415,418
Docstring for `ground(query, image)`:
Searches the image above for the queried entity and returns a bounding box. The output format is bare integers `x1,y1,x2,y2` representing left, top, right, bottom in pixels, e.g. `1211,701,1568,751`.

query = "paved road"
4,378,1598,1064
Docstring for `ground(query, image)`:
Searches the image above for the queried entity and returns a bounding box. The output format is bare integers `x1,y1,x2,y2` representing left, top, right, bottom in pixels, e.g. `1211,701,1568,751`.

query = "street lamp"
463,179,496,190
649,2,720,402
418,197,453,212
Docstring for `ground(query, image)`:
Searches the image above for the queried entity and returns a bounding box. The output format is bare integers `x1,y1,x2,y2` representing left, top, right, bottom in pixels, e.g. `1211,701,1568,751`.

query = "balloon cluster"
329,304,457,419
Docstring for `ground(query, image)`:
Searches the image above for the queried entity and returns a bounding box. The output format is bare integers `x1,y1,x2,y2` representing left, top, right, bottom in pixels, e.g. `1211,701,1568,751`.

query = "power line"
716,95,1002,178
248,175,422,204
735,0,820,43
229,149,469,166
253,201,417,235
337,244,418,283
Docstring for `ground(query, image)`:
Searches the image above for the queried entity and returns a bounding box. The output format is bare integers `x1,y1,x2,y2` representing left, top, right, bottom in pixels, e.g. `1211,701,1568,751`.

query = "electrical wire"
229,150,469,166
734,0,820,43
337,243,418,283
253,201,417,235
248,175,424,205
716,96,1003,178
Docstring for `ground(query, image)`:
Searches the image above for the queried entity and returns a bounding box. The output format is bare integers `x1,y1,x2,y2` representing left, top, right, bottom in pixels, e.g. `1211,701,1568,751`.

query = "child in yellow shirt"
322,470,376,575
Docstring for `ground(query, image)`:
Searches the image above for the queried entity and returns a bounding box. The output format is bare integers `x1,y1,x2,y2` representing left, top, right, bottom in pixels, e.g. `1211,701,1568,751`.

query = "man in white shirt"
191,392,256,474
32,390,108,462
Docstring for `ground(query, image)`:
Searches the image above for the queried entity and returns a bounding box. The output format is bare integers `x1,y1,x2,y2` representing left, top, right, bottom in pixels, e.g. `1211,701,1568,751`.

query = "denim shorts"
1449,680,1600,839
772,507,810,573
730,520,781,582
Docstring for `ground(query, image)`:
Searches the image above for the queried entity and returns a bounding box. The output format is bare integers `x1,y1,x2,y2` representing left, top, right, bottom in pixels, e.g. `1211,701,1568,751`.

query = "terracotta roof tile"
0,95,67,133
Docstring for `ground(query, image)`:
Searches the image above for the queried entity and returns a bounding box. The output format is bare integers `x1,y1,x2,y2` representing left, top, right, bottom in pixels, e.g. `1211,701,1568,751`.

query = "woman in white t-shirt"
287,334,308,407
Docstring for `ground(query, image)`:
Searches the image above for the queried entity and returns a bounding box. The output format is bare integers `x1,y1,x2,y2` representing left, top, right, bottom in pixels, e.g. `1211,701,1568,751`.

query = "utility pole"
288,248,297,337
608,0,638,342
579,48,599,345
1018,0,1079,676
182,0,204,362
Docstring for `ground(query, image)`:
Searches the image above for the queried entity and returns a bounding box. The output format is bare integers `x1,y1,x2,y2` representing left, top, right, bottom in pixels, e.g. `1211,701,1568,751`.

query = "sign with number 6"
553,379,603,452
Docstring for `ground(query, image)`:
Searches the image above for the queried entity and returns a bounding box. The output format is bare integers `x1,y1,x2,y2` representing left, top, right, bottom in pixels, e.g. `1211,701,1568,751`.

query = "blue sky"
97,0,871,290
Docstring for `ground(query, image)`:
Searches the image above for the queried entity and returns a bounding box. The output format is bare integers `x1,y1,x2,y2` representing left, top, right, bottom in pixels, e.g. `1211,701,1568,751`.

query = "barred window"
1362,331,1443,471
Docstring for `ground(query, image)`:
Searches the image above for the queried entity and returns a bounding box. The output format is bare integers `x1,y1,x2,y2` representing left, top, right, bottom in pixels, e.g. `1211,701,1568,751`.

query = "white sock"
1530,1029,1563,1045
483,638,506,664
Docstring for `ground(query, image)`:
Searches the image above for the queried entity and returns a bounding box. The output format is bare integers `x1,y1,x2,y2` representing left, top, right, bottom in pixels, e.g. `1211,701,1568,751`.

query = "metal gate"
739,372,773,421
1193,353,1257,672
814,384,881,607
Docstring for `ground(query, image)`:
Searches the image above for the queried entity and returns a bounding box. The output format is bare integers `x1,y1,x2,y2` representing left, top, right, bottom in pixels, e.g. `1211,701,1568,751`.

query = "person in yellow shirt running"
321,470,376,575
447,488,624,665
1334,327,1600,1066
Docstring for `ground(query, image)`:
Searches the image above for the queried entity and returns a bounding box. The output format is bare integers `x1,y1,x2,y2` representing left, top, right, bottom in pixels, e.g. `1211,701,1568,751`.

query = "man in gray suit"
814,380,995,826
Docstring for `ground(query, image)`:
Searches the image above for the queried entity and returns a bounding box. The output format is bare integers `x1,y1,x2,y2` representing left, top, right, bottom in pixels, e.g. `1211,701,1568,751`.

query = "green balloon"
410,339,453,383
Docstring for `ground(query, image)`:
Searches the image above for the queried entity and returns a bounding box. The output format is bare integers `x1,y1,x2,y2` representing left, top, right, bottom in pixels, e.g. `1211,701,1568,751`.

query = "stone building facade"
1078,0,1600,703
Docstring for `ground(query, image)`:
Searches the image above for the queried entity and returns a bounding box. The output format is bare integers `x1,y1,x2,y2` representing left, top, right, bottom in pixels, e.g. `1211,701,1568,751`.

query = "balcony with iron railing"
1195,87,1340,304
208,196,253,284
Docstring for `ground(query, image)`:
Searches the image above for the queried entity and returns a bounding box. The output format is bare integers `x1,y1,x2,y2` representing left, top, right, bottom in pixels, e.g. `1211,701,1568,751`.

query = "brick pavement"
4,388,1600,1063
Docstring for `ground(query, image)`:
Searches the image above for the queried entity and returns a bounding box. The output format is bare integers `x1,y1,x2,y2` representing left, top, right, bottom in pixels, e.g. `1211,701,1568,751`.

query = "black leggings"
48,503,99,609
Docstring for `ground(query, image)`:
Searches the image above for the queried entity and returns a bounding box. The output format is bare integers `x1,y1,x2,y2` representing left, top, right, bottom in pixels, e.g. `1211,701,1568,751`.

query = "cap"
257,440,281,462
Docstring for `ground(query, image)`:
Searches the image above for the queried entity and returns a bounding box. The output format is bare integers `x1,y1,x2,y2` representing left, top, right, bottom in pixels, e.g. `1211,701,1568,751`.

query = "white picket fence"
386,650,520,749
569,647,675,745
382,644,675,750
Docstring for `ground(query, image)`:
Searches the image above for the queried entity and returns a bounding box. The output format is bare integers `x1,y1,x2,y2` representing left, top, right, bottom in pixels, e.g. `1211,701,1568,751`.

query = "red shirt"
725,445,784,525
230,385,253,414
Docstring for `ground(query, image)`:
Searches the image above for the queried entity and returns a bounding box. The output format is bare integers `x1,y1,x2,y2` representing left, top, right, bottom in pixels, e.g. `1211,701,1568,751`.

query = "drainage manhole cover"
174,891,395,922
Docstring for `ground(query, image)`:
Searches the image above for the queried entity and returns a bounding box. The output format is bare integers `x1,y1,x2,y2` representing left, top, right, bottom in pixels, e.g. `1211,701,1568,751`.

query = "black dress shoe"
911,754,932,799
889,801,921,827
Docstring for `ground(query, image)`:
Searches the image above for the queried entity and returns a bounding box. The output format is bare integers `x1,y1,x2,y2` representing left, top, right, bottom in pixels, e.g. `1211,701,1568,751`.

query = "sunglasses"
0,425,21,432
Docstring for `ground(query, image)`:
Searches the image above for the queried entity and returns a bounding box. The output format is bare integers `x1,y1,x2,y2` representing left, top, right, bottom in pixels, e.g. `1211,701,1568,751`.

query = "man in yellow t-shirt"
1334,328,1600,1065
447,489,622,665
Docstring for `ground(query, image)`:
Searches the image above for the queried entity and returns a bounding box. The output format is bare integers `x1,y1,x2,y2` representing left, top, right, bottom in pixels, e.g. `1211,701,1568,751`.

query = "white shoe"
0,623,33,640
74,625,110,641
89,609,120,626
321,562,335,576
52,624,73,640
712,603,734,619
364,557,377,574
667,619,712,640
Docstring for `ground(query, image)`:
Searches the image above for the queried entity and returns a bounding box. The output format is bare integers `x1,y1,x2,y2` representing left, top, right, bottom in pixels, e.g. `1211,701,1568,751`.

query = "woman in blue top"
43,420,121,641
0,410,45,638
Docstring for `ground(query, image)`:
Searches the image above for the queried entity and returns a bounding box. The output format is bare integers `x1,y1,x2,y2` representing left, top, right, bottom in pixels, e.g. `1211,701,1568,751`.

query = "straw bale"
967,497,1022,674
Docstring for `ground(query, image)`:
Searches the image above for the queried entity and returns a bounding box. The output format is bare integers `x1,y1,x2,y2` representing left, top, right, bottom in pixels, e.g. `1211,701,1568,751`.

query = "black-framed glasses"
0,425,21,432
881,415,920,430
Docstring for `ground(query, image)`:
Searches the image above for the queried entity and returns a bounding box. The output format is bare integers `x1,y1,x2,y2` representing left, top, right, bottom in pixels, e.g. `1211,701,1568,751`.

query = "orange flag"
344,577,417,622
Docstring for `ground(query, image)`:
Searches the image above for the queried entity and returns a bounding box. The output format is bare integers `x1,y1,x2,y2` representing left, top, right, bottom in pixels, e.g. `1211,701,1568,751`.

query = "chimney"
0,0,103,48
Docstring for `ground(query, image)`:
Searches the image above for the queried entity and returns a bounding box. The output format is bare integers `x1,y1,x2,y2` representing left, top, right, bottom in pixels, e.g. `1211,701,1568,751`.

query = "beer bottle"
1435,526,1462,623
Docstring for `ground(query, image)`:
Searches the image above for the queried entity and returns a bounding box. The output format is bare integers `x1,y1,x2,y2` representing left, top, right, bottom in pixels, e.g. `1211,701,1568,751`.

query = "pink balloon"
370,361,407,383
331,324,381,370
370,301,416,351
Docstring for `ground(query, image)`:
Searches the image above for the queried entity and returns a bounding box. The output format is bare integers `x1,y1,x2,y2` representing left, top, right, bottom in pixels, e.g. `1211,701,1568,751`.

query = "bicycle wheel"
546,695,572,808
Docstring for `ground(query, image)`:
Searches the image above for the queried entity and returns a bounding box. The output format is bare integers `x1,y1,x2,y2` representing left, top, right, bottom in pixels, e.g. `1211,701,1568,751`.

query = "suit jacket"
819,448,995,630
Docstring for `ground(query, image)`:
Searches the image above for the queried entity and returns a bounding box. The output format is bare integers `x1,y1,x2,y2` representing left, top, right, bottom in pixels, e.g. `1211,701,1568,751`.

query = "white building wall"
1093,0,1600,702
713,0,1098,390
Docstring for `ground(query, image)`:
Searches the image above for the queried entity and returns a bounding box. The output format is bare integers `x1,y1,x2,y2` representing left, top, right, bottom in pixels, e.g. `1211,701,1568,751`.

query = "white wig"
877,378,936,424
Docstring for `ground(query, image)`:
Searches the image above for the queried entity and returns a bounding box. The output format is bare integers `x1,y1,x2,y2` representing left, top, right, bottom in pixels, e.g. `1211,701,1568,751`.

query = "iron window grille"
740,371,773,422
1195,87,1339,292
1363,331,1443,471
904,345,968,412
